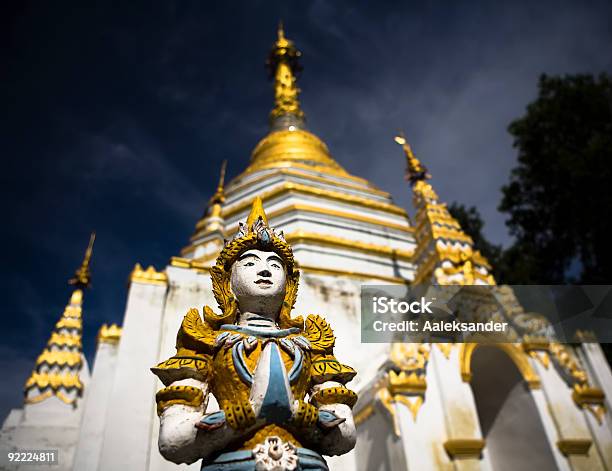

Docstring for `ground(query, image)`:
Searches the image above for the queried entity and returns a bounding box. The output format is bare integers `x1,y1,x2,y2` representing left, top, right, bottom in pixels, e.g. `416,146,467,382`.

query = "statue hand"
317,409,346,430
221,400,257,430
195,410,226,431
291,400,318,429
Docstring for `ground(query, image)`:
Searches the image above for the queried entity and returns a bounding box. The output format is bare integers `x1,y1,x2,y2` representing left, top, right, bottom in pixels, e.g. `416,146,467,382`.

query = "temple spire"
266,21,305,130
69,232,96,289
182,161,227,262
24,234,95,406
210,159,227,207
394,132,431,184
394,132,495,286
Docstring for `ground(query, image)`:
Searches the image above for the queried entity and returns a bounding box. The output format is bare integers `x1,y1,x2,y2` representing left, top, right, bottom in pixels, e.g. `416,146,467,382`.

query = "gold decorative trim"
24,390,53,405
459,343,541,389
227,168,391,199
156,385,204,416
311,386,358,408
376,387,401,436
169,256,211,273
242,425,302,449
557,439,592,456
353,403,375,426
198,202,413,238
25,372,83,392
97,324,122,345
25,390,78,406
240,160,370,185
24,241,91,407
444,439,485,459
222,182,408,220
130,263,168,285
394,134,496,285
436,343,453,359
573,384,606,424
35,351,82,367
285,230,414,261
48,332,82,348
388,370,427,395
267,24,305,122
250,129,340,172
297,263,411,284
55,317,81,330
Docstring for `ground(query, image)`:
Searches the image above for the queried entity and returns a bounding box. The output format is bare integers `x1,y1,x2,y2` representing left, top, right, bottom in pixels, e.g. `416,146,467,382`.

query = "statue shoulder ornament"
151,197,357,471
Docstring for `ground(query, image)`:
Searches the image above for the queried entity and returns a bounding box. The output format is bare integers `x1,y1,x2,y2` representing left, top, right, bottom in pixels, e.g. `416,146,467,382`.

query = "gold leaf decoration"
304,315,335,352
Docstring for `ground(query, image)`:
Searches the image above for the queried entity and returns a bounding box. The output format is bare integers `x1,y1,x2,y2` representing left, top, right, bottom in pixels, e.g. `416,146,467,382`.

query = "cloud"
296,0,612,246
62,116,205,221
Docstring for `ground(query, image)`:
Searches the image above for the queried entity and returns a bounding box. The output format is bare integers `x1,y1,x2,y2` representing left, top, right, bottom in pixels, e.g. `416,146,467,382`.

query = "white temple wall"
355,407,408,471
228,167,378,192
148,266,216,471
0,364,90,471
266,215,414,247
468,347,557,471
97,280,167,471
579,343,612,426
224,172,390,204
396,347,455,471
533,360,607,471
435,347,488,471
293,246,414,280
72,341,119,471
224,192,410,229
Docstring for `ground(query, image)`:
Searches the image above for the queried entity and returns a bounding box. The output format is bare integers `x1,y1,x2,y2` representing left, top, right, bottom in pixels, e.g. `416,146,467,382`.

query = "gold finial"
394,131,431,184
69,232,96,289
277,20,285,42
267,22,304,125
210,160,227,206
97,323,122,345
246,196,269,227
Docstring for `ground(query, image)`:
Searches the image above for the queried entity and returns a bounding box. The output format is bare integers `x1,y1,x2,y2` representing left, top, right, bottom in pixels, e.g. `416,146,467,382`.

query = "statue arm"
157,378,262,464
303,380,357,456
157,378,209,464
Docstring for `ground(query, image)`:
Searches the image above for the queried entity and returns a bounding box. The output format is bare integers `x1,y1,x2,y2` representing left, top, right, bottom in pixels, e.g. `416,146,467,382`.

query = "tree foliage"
452,74,612,284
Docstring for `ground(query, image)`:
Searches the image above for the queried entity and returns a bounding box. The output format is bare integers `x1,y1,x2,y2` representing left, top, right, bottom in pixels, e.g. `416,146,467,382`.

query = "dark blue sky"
2,0,611,419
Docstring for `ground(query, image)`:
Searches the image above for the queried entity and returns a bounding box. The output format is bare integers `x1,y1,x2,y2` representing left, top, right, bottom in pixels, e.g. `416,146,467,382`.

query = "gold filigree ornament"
208,197,302,330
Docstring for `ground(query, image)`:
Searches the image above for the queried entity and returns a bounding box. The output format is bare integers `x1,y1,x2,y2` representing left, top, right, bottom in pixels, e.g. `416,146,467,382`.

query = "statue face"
230,249,287,320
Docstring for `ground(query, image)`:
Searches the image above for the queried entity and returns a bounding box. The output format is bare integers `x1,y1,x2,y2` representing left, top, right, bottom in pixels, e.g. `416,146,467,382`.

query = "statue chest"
210,330,312,413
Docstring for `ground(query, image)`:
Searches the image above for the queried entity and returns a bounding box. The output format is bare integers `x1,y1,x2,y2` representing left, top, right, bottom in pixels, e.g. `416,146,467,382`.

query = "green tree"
500,73,612,284
451,74,612,285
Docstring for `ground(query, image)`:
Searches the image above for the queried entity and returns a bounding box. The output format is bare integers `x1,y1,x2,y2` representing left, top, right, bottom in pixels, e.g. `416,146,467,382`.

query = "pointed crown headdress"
208,197,302,329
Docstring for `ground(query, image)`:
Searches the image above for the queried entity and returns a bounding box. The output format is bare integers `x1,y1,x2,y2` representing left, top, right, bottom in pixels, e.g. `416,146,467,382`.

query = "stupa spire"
266,21,305,130
202,160,227,226
24,234,95,406
394,132,495,285
210,159,227,207
69,232,95,289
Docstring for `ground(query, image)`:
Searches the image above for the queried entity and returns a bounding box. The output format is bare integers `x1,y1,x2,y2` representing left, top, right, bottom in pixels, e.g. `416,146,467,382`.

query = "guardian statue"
152,197,357,470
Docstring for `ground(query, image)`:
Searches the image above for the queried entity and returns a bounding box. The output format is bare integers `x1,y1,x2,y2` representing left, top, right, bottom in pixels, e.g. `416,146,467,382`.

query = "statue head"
208,197,302,329
230,249,286,321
